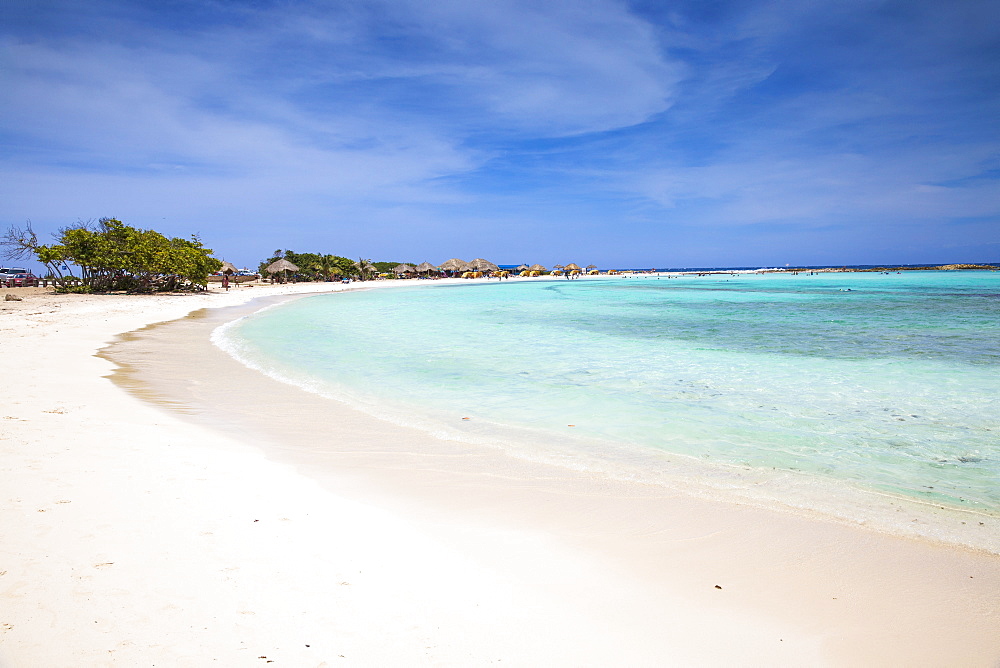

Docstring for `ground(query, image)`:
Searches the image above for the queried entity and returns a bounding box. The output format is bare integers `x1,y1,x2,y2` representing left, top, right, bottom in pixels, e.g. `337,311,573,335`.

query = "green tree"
3,218,222,292
372,261,417,274
331,255,355,277
257,250,376,282
313,254,351,281
354,258,376,281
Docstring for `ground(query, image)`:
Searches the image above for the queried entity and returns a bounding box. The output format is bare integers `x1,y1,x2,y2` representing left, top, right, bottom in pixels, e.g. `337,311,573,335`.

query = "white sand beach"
2,281,999,666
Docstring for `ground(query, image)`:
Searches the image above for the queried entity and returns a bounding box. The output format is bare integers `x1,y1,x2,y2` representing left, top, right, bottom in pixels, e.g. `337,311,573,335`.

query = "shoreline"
3,281,1000,664
209,279,1000,556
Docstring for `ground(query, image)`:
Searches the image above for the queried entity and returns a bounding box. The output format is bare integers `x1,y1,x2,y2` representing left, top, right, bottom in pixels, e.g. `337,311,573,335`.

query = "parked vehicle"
0,267,28,280
7,273,37,286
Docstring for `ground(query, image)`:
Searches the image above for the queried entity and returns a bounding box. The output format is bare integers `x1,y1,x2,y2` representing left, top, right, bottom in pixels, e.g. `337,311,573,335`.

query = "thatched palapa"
266,259,299,274
415,262,437,273
528,264,546,271
469,258,500,272
218,261,239,274
266,258,299,283
393,263,416,275
439,258,471,272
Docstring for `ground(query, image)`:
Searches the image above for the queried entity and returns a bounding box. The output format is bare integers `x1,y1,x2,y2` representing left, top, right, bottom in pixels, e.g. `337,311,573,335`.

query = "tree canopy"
258,250,375,281
257,250,425,282
372,261,415,274
2,218,222,292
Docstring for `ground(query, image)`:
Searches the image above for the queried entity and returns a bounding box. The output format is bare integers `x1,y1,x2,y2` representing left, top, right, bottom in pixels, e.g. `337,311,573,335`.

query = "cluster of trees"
260,251,414,282
2,217,420,293
2,218,222,293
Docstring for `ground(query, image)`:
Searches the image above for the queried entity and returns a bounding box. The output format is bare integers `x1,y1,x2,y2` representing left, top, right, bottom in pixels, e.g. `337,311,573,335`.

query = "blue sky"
3,0,998,268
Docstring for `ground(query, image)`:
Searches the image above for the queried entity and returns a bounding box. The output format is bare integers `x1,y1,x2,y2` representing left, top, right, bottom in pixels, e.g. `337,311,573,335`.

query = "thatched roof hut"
266,259,299,274
516,264,528,271
393,263,416,275
469,258,499,272
564,263,581,271
218,260,239,274
528,263,546,271
266,258,299,283
415,261,437,273
439,258,470,272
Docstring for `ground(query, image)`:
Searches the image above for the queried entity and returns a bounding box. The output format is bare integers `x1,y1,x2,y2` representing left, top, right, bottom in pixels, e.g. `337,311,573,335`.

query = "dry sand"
2,281,999,666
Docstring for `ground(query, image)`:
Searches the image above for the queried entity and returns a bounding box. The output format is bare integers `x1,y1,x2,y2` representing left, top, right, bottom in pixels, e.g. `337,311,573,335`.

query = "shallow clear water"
219,272,1000,517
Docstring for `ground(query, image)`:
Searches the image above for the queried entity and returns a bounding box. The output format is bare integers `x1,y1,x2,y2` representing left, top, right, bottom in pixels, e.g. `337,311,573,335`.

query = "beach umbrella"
439,258,469,272
554,264,565,270
216,260,239,290
266,258,299,282
516,264,528,271
586,264,597,270
266,259,298,273
564,263,581,271
528,264,546,271
469,258,499,272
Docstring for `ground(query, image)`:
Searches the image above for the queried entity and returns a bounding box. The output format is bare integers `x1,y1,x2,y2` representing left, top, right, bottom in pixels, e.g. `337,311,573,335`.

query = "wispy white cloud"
1,0,998,266
2,0,680,183
625,139,1000,223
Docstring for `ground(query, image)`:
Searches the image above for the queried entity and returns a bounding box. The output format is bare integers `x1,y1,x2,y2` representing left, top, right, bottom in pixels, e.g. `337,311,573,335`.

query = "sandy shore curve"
2,281,998,666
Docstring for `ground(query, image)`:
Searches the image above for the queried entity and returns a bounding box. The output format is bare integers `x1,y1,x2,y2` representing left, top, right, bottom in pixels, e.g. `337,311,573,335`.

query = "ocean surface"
216,271,1000,534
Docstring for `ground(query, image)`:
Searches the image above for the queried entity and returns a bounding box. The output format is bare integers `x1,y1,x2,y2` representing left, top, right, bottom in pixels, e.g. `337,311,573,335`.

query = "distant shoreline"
776,263,999,273
602,263,1000,274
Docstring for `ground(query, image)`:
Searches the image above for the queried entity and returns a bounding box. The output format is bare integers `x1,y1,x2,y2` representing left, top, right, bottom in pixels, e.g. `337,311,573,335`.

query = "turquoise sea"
216,271,1000,532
